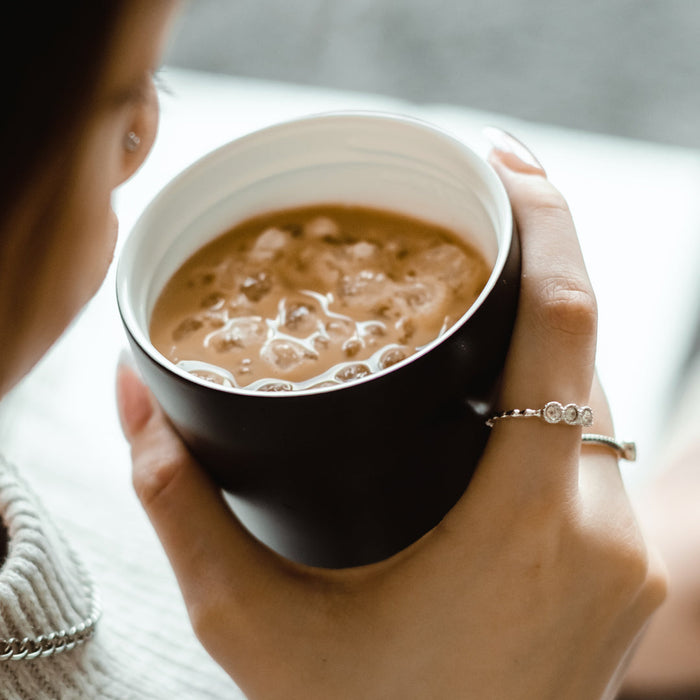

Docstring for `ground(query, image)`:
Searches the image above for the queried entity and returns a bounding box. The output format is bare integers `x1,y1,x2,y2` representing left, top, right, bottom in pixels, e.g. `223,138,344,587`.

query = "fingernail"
116,353,152,439
483,126,545,173
118,347,139,374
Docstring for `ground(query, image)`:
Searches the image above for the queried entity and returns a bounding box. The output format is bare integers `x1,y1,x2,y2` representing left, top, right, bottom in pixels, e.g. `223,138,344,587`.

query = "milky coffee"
150,204,490,392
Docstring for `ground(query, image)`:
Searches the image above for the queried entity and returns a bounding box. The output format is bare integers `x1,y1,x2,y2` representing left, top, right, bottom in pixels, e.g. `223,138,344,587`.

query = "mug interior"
117,112,512,395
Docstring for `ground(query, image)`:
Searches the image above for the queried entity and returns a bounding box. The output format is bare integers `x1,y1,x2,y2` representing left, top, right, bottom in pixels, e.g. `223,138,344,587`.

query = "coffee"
150,204,490,391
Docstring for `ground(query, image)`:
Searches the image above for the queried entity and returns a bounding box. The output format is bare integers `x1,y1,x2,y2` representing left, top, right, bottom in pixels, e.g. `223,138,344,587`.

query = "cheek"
2,118,127,394
60,136,123,305
84,177,120,292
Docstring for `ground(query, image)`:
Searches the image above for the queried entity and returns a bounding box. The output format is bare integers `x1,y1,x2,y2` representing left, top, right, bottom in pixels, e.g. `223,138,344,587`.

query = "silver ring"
582,433,637,462
486,401,593,428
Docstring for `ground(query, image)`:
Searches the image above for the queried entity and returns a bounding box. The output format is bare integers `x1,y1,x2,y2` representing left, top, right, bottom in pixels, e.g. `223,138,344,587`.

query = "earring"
124,131,141,153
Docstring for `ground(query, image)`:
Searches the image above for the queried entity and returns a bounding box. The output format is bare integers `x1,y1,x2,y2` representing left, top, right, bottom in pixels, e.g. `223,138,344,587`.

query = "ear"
119,79,160,184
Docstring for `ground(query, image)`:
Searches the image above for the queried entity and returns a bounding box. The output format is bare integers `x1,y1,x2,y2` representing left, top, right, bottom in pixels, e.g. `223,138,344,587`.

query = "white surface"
1,67,699,696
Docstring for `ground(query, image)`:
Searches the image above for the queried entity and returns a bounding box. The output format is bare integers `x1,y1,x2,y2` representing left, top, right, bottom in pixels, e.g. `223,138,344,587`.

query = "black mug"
116,112,520,567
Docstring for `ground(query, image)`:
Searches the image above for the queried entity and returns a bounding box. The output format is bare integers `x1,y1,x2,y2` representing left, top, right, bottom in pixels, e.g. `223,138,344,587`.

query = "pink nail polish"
483,127,545,173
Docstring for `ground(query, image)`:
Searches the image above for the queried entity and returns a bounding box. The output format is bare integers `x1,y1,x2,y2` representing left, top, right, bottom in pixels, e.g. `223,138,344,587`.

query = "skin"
622,434,700,695
0,0,178,398
116,143,668,699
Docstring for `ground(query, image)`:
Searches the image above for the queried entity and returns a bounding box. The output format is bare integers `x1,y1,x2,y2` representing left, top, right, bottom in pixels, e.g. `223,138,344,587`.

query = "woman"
0,1,181,695
0,1,673,697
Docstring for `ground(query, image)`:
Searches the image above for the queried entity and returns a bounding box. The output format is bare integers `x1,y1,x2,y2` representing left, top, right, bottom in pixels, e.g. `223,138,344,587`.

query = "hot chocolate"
149,204,490,392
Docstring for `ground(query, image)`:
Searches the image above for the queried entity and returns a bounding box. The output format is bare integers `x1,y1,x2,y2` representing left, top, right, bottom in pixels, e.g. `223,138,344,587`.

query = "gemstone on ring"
563,403,580,425
580,407,594,427
543,401,564,424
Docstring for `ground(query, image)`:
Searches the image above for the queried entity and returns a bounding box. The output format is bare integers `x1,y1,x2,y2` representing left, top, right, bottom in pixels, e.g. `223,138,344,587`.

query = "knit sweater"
0,457,127,698
0,455,241,700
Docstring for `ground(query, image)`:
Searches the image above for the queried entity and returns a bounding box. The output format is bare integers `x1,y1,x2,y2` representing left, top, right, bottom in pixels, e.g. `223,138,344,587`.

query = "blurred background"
165,0,700,148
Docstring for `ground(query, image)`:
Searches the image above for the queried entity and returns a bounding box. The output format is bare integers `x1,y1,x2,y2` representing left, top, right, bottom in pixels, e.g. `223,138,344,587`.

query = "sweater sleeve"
0,455,135,700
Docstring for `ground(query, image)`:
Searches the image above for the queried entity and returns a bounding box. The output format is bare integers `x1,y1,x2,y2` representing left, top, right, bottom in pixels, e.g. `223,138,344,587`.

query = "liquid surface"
150,204,490,391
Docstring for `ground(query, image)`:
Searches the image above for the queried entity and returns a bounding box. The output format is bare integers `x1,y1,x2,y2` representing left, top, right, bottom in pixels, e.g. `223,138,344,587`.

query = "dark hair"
1,2,127,214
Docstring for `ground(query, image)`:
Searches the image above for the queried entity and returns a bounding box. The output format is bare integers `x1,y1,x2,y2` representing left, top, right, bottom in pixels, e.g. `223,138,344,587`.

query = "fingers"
488,132,597,409
480,129,601,491
578,374,626,499
115,361,280,610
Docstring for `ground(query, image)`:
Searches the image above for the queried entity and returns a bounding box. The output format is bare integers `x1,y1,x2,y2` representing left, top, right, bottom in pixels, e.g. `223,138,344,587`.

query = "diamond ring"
486,401,594,428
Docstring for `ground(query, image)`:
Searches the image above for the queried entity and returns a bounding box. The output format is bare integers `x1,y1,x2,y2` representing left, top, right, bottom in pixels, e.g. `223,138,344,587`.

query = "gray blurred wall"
165,0,700,148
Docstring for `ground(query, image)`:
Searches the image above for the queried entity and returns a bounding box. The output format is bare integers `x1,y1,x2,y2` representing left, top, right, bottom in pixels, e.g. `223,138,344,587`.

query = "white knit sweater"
0,457,129,698
0,454,242,700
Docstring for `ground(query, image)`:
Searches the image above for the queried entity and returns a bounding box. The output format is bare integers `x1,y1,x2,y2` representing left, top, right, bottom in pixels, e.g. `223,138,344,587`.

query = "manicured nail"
118,347,139,374
116,351,152,439
483,126,545,173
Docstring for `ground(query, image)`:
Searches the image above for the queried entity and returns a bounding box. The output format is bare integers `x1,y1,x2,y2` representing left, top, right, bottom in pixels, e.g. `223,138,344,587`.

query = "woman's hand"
117,129,666,700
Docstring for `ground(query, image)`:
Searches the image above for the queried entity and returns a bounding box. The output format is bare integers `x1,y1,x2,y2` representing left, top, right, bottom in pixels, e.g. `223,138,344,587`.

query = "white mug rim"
116,110,513,398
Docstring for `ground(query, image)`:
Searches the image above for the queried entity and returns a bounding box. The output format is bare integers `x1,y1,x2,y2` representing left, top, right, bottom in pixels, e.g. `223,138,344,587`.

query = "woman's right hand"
117,129,667,700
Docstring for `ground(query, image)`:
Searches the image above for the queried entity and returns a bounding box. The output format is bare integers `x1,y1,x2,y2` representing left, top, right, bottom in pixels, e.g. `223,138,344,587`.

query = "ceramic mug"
116,112,520,567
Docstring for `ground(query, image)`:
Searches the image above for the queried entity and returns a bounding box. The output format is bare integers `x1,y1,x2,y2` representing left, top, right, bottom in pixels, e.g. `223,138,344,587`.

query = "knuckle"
639,551,669,612
611,541,650,591
131,441,185,509
569,513,669,629
517,178,571,217
536,277,597,338
590,522,661,602
534,186,570,217
188,594,220,643
611,544,669,620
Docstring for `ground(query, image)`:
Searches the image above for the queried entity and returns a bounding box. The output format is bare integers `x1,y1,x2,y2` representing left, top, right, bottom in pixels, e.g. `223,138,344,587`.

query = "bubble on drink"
342,337,362,357
396,317,415,344
304,216,340,240
202,310,227,329
206,316,267,352
378,346,408,370
240,271,272,302
359,321,387,338
411,243,485,298
335,364,371,383
338,269,389,304
324,317,355,341
347,241,377,260
150,204,491,393
177,360,236,388
172,316,203,341
401,282,433,310
200,291,225,309
261,339,317,372
283,299,318,335
249,227,290,262
256,381,294,392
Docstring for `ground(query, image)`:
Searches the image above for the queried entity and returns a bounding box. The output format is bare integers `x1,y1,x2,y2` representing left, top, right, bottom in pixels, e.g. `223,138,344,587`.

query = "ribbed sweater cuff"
0,456,119,699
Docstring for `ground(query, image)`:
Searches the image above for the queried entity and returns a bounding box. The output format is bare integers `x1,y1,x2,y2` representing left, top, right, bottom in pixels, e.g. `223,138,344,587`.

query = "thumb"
115,359,280,608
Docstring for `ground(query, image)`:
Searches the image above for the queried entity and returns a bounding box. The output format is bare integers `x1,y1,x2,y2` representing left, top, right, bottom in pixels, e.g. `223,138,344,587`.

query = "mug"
116,112,520,567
